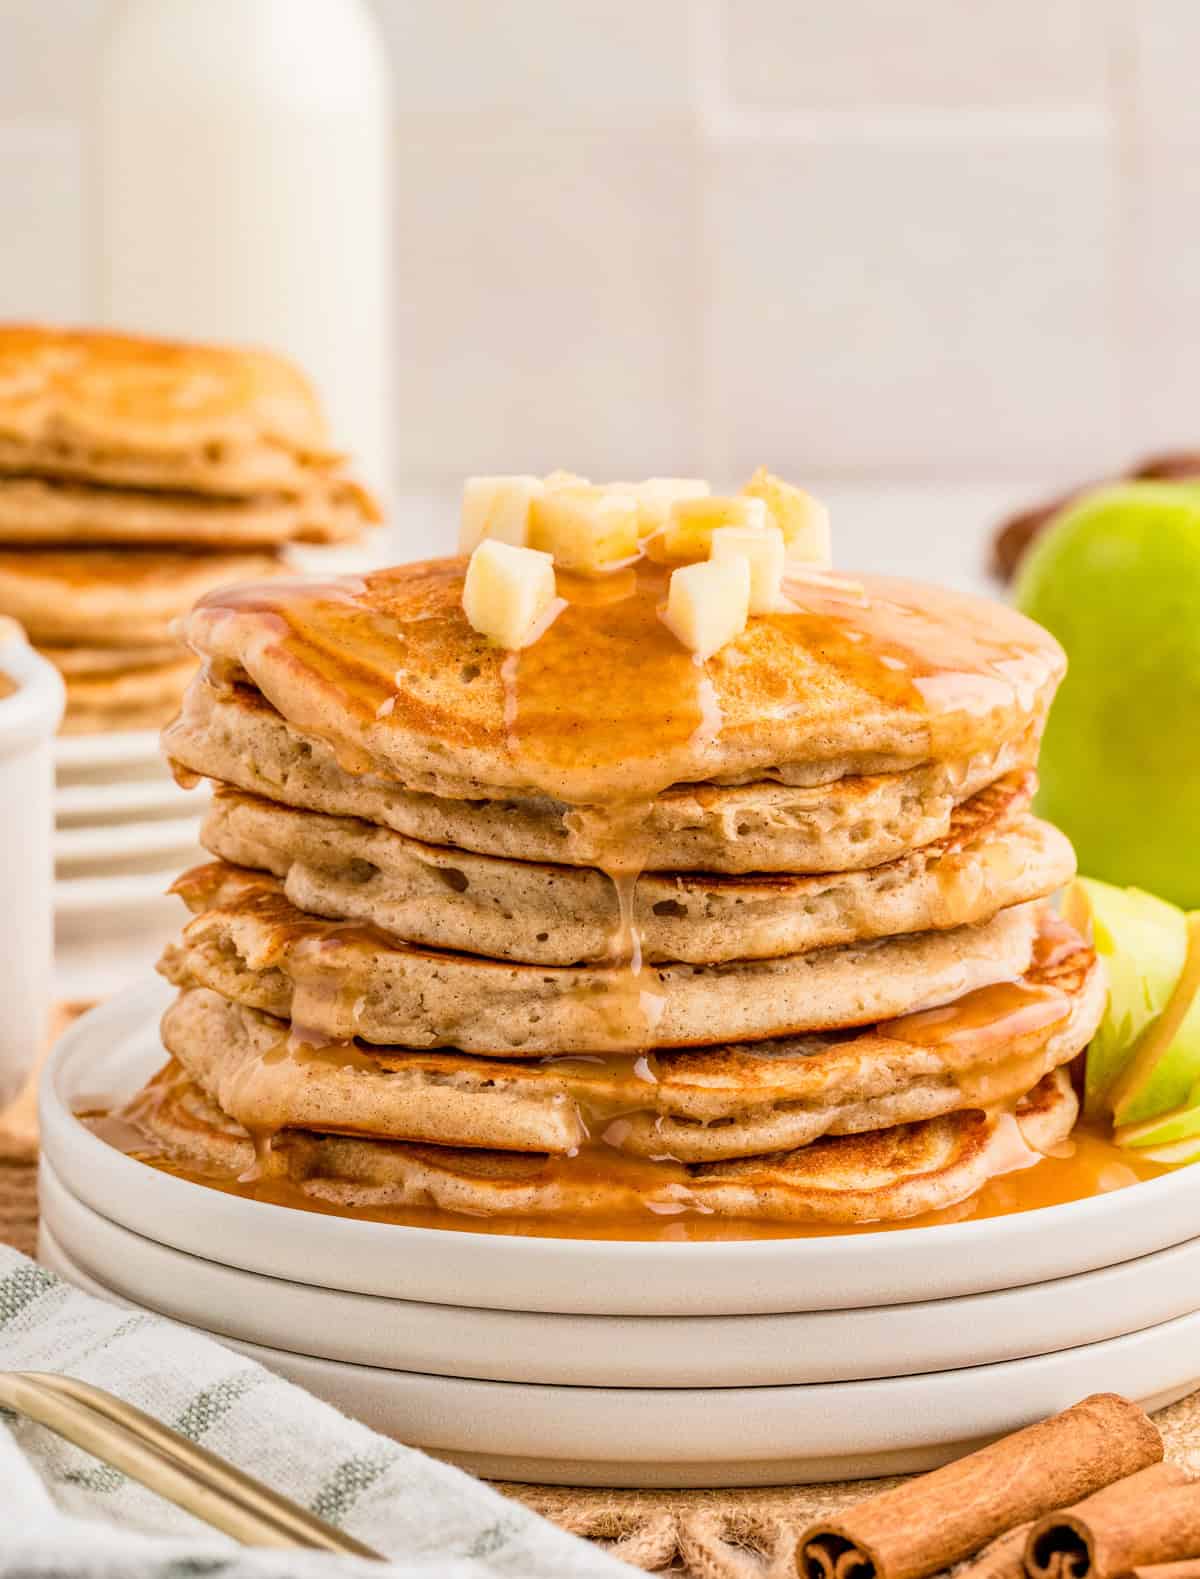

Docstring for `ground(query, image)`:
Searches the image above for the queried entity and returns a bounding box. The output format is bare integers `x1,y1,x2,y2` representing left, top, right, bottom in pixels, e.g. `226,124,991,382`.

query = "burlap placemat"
5,1012,1200,1578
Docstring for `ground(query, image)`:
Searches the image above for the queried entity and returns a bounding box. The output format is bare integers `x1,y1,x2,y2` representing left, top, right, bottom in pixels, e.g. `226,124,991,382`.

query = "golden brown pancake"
0,474,373,548
174,559,1065,803
166,680,1038,875
59,655,198,735
0,324,347,495
0,548,284,647
159,862,1041,1053
43,642,183,676
124,1059,1080,1226
199,773,1075,965
161,917,1101,1160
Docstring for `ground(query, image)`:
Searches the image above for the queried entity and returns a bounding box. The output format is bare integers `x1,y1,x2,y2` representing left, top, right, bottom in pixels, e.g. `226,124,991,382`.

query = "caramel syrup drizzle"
84,1085,1168,1244
149,556,1105,1231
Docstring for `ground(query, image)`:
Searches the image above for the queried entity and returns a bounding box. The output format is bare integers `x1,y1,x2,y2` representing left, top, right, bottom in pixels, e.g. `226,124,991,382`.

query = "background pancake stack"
0,326,378,997
0,325,378,736
121,541,1104,1232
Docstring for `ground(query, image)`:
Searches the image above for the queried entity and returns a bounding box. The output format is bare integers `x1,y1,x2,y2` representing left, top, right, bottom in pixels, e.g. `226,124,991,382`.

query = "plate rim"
41,978,1200,1316
38,1155,1200,1386
37,1218,1200,1472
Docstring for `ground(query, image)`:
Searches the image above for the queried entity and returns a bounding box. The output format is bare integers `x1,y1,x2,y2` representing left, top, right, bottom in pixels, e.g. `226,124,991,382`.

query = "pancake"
0,548,284,647
167,681,1037,875
124,1059,1080,1225
43,642,183,676
0,324,368,499
0,474,373,548
199,772,1075,965
174,558,1064,803
160,920,1101,1160
60,655,197,734
159,862,1041,1053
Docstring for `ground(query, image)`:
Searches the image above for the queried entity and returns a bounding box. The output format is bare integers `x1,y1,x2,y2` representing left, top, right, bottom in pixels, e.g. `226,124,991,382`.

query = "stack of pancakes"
0,325,378,732
124,552,1104,1232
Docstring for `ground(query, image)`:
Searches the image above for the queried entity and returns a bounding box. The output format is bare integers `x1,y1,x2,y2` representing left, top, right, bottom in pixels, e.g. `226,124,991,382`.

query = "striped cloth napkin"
0,1246,631,1577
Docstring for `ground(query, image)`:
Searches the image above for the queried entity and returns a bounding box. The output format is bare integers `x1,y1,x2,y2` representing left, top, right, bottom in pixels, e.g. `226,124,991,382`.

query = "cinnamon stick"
955,1524,1032,1579
1025,1463,1200,1579
796,1396,1162,1579
1124,1563,1200,1579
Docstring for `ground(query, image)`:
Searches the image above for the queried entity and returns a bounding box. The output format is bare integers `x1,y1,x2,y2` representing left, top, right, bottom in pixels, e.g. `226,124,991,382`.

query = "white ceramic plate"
55,777,202,827
55,730,163,774
37,1222,1200,1488
39,1159,1200,1387
55,815,202,871
41,981,1200,1317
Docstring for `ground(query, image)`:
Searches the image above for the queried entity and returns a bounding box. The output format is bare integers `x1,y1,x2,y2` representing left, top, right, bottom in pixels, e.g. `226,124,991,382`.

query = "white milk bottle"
97,0,393,494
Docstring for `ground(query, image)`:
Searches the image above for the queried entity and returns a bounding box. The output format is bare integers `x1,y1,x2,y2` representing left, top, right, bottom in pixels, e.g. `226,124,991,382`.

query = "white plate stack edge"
38,982,1200,1489
53,732,204,1001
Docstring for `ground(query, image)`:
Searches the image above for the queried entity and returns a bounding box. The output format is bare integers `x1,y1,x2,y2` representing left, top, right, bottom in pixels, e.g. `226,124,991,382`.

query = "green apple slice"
1110,911,1200,1126
1116,1090,1200,1151
1061,877,1188,1118
1116,1131,1200,1165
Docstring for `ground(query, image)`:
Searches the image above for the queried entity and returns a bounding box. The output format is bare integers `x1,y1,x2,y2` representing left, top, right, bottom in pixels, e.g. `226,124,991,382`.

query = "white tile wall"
706,131,1120,477
722,0,1112,114
377,0,698,124
0,0,1198,505
1130,0,1200,143
0,126,86,322
393,125,702,482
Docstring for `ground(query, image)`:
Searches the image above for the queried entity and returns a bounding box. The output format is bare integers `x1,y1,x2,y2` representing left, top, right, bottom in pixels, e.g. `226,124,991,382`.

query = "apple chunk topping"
661,554,751,661
628,477,711,536
462,539,559,649
530,486,641,574
711,523,786,614
742,467,831,565
459,475,544,554
661,496,768,562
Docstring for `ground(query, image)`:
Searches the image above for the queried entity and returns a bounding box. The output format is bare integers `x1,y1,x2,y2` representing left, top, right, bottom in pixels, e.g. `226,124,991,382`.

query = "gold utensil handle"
0,1371,382,1558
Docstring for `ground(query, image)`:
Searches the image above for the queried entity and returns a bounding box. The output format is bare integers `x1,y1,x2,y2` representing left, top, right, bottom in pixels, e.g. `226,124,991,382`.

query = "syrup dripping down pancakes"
93,532,1110,1233
0,325,378,733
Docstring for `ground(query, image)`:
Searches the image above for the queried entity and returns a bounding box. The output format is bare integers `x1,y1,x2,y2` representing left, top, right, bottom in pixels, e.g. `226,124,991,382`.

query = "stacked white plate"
54,733,203,1001
39,982,1200,1488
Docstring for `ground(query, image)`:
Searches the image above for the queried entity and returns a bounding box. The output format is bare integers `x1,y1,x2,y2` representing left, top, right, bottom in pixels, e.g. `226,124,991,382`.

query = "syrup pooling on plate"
90,911,1110,1226
84,1084,1168,1243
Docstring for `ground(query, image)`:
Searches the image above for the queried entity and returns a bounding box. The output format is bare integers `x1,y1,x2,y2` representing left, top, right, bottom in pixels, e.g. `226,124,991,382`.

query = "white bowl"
0,633,63,1105
39,1158,1200,1387
37,1219,1200,1488
41,981,1200,1316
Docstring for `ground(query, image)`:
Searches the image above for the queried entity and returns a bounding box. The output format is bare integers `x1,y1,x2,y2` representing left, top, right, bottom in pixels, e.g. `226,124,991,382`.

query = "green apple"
1110,912,1200,1127
1015,482,1200,908
1117,1089,1200,1155
1062,877,1188,1118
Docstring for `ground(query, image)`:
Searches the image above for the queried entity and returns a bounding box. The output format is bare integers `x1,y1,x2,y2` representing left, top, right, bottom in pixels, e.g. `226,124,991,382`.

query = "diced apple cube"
632,477,711,536
710,524,785,614
661,496,767,561
462,539,557,649
742,468,831,565
459,476,544,555
530,487,640,573
543,469,591,491
661,555,751,660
